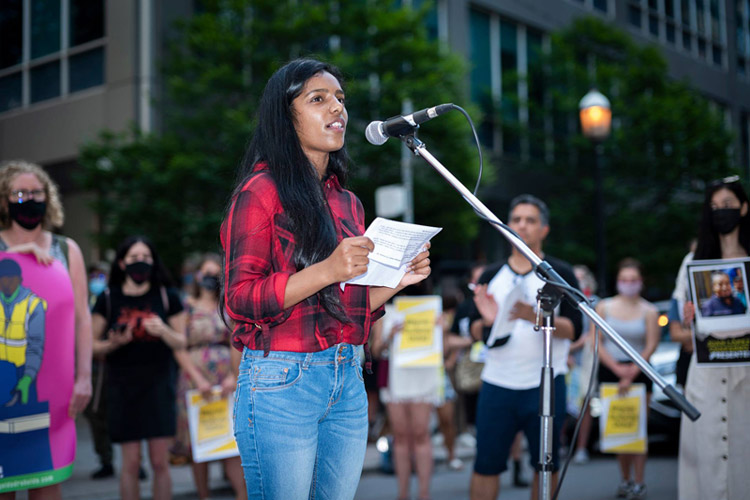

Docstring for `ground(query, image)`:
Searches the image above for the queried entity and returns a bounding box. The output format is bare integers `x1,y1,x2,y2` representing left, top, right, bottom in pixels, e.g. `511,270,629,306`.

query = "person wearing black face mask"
670,176,750,500
171,254,246,500
90,236,187,500
0,160,93,500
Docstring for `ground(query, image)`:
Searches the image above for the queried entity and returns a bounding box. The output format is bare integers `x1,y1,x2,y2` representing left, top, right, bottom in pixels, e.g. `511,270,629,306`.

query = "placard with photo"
687,257,750,365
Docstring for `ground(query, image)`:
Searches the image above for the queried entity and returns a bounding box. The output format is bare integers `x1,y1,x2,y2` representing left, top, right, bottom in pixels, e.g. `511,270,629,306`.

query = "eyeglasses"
9,189,46,202
709,175,741,188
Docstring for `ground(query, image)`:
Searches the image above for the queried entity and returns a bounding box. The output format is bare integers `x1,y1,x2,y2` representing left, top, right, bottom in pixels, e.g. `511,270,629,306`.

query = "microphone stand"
534,283,562,498
396,131,700,500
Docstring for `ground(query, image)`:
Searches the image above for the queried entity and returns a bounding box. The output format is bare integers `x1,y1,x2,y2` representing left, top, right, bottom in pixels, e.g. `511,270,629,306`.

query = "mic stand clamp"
534,284,562,500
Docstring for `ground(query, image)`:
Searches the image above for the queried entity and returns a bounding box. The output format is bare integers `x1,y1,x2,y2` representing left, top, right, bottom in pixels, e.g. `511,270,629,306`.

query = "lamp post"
579,89,612,295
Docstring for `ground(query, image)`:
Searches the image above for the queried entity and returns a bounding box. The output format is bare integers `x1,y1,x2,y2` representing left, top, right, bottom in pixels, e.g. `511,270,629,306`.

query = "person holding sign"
172,253,245,500
0,160,92,500
221,59,431,500
594,258,659,500
675,176,750,500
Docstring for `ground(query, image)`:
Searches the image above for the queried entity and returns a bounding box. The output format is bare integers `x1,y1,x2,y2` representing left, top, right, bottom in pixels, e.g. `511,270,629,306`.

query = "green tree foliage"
496,17,737,297
77,0,480,275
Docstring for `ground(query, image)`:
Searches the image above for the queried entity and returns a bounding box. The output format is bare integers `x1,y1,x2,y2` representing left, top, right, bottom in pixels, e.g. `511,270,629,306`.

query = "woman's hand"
397,243,431,288
220,373,237,397
68,375,92,418
143,315,168,337
682,301,695,327
109,324,133,349
323,236,374,283
194,374,213,399
7,242,54,266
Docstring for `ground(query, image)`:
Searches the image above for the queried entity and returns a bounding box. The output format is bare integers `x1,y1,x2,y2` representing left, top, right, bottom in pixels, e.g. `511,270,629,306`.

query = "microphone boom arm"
399,133,701,422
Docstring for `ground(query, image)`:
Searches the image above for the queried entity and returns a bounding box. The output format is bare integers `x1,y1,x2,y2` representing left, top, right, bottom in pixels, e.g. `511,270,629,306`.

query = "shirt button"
722,455,728,460
721,416,727,422
722,436,728,441
721,378,727,384
721,398,727,403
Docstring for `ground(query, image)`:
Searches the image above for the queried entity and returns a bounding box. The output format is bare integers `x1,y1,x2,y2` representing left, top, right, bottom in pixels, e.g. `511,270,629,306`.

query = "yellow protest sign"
197,399,230,441
186,388,240,463
599,383,647,454
398,309,435,349
392,296,442,368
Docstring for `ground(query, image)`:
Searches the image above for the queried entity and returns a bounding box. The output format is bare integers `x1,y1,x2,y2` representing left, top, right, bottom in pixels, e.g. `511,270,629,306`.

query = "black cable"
447,104,483,196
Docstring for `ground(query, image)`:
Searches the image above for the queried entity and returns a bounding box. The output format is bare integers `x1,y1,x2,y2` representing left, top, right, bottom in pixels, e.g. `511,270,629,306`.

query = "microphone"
365,103,454,146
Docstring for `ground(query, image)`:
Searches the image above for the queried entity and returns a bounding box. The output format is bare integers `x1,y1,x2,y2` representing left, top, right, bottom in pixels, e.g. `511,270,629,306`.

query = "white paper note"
342,218,442,289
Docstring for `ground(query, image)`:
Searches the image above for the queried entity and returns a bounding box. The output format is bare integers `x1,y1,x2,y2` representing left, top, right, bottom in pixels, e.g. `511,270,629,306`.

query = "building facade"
1,0,749,261
0,0,192,259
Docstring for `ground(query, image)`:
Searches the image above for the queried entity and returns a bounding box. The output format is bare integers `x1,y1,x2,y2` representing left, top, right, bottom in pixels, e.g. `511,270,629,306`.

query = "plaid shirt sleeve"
221,173,293,328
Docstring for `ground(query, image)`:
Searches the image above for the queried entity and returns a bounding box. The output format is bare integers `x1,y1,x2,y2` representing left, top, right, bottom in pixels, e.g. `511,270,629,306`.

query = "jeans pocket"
353,360,365,383
251,359,302,391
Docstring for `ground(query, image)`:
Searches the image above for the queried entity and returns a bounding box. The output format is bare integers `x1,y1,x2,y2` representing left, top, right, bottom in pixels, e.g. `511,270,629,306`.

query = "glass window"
710,0,720,41
0,0,23,69
649,14,659,36
500,19,519,156
70,0,105,46
30,60,60,102
527,28,545,161
593,0,608,12
469,9,493,146
682,0,692,28
667,22,676,43
0,72,22,112
696,0,706,34
31,0,61,59
741,111,749,172
712,44,722,65
629,5,642,28
698,37,707,57
683,31,692,50
69,46,104,92
648,0,658,10
665,0,675,18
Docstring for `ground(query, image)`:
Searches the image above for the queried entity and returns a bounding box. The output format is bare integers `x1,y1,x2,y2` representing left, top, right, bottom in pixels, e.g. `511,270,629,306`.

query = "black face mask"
125,261,153,284
199,274,220,292
712,208,742,235
8,201,46,230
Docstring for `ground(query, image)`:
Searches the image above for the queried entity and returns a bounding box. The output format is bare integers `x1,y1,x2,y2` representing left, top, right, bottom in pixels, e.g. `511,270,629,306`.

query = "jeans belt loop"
303,352,313,369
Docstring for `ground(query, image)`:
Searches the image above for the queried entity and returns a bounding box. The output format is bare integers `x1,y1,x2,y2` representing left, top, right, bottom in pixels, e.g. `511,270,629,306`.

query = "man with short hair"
469,194,582,500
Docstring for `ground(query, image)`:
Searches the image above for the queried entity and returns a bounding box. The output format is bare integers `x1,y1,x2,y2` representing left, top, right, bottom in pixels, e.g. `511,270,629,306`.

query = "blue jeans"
234,343,368,500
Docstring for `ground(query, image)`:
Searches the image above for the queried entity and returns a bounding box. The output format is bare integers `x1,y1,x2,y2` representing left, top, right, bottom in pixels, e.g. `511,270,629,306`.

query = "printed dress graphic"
0,255,76,492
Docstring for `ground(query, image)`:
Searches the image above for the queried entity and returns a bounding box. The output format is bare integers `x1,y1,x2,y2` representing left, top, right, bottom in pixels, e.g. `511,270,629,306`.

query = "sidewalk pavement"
54,419,477,500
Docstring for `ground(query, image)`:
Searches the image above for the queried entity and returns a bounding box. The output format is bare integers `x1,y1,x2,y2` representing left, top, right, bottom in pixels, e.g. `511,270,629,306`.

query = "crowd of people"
0,57,748,500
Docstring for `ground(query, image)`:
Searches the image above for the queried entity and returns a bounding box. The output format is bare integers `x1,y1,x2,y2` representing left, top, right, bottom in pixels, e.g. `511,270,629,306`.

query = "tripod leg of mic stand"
539,364,554,500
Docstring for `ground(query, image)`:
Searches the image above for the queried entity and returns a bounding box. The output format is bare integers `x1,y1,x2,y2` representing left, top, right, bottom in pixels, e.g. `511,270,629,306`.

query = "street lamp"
579,89,612,295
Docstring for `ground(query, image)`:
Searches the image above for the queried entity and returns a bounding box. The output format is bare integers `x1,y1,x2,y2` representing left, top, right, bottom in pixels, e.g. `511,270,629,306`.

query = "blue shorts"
473,375,566,475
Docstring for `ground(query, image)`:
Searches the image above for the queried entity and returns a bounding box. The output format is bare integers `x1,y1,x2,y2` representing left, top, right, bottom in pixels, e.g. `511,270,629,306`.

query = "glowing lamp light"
579,89,612,142
658,314,669,328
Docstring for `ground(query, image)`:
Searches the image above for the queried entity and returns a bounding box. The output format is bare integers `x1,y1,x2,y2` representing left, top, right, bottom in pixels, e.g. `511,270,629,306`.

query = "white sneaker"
448,458,464,471
572,448,589,465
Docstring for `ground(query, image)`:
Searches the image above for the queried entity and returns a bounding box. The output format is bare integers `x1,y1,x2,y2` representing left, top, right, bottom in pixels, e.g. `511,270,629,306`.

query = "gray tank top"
601,299,647,362
0,233,69,270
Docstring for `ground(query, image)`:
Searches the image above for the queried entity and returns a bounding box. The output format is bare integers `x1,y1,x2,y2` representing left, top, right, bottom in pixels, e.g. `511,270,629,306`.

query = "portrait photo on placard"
687,258,750,365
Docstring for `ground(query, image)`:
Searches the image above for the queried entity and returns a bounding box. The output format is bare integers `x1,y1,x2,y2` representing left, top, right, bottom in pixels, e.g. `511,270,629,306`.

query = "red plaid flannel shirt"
221,165,384,355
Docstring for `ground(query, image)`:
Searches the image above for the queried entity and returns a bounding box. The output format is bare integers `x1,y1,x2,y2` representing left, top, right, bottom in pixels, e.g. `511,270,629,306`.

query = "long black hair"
226,58,350,322
109,235,174,290
694,178,750,260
